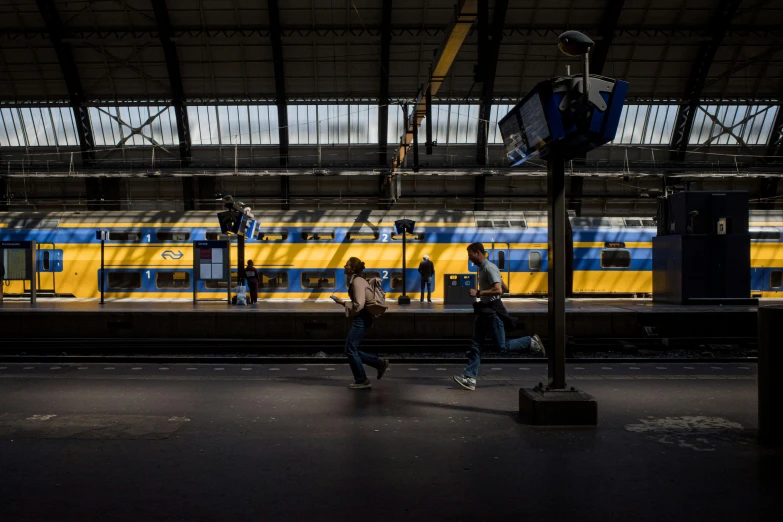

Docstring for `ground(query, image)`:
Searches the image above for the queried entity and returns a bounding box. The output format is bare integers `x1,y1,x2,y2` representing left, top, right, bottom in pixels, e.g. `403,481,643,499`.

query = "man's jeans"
420,277,432,300
345,313,382,382
463,314,533,379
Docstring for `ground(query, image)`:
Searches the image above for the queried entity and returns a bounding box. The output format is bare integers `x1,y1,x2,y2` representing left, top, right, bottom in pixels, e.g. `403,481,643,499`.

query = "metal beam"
670,0,743,161
281,176,290,210
758,177,779,210
590,0,626,75
267,0,289,167
378,0,392,167
35,0,94,165
392,0,478,171
476,0,509,166
152,0,191,167
766,105,783,158
474,174,487,211
569,176,584,216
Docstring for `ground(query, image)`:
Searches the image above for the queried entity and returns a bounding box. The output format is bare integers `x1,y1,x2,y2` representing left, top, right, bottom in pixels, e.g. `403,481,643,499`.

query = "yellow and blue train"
1,210,782,299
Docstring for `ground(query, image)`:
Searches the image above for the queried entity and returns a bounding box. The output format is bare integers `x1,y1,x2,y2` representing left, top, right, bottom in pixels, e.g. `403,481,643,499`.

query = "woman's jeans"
345,313,382,382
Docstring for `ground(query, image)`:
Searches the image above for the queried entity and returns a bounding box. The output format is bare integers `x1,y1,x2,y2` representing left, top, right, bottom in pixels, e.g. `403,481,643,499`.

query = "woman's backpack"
364,277,388,318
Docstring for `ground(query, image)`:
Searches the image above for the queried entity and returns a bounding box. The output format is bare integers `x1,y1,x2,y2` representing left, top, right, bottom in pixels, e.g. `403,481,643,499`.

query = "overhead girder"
151,0,191,167
1,25,780,40
670,0,743,161
590,0,626,75
35,0,94,165
267,0,289,167
476,0,509,166
392,0,478,172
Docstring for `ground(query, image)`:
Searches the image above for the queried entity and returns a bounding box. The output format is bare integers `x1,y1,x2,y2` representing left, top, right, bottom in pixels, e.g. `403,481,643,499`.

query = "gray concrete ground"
0,363,778,521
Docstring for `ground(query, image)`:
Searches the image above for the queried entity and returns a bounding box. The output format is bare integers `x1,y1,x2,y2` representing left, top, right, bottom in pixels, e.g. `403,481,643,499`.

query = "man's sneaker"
377,359,390,380
530,334,546,356
349,380,372,389
453,375,476,391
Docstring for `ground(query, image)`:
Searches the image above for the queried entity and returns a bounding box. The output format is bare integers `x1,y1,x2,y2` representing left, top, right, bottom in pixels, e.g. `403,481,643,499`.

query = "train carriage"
1,210,782,299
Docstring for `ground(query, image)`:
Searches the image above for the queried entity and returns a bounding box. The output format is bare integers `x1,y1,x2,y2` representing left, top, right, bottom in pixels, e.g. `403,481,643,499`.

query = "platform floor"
1,296,780,313
0,362,777,521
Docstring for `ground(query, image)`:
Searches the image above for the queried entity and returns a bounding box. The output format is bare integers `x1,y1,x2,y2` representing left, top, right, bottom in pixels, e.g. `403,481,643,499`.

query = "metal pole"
238,235,245,293
402,229,407,297
100,238,105,305
30,240,36,305
547,142,567,390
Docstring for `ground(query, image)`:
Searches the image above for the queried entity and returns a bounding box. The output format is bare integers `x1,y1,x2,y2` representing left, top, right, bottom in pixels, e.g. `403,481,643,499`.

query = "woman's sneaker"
530,335,546,356
453,375,476,391
377,359,390,380
349,379,372,389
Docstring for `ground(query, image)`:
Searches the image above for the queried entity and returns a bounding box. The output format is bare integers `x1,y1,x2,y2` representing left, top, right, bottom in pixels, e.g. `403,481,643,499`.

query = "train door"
489,242,511,292
29,243,63,296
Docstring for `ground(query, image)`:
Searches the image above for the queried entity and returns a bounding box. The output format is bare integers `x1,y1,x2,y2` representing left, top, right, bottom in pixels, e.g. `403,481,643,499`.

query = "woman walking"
332,257,390,389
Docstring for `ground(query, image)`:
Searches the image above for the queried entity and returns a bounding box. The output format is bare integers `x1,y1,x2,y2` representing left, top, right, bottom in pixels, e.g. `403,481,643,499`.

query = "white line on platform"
408,368,419,371
711,367,723,370
158,367,169,371
241,368,252,371
132,367,142,370
77,367,88,370
684,367,695,370
297,368,307,371
104,367,115,370
325,368,335,371
214,368,225,371
601,367,612,370
436,368,447,371
50,367,61,370
491,368,502,371
23,367,34,370
186,368,197,371
574,367,585,370
269,368,279,371
629,367,640,370
656,367,667,370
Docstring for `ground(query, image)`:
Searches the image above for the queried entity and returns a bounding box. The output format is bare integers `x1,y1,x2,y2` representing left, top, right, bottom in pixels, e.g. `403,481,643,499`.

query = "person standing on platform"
453,242,546,391
244,260,259,305
418,254,435,303
331,256,390,389
1,259,4,303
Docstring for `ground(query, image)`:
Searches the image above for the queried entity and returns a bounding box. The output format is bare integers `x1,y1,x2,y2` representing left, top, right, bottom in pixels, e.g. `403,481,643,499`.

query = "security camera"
558,31,595,56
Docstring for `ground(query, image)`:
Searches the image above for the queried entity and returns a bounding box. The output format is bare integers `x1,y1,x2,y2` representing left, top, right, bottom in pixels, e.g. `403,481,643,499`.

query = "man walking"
418,254,434,303
453,242,546,391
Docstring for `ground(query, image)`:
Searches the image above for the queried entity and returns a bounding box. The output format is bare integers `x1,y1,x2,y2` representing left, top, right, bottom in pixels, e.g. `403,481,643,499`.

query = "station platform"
0,297,778,343
0,361,775,521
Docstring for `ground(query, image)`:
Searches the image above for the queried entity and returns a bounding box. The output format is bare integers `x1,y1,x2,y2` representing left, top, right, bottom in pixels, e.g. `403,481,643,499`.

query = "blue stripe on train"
2,226,658,245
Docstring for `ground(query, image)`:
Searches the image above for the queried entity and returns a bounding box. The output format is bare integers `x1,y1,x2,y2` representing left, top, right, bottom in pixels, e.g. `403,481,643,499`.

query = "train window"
601,249,632,268
108,231,142,242
301,230,335,241
157,271,191,289
529,251,542,270
509,220,527,228
592,218,612,227
156,230,191,241
363,271,382,280
389,271,404,290
750,228,781,240
571,218,591,227
642,219,657,227
346,231,379,241
476,220,493,228
107,272,142,290
771,271,782,289
624,219,642,227
260,272,288,289
391,231,425,241
493,220,510,228
301,271,336,289
497,251,506,270
257,230,289,241
42,251,51,271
